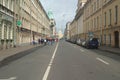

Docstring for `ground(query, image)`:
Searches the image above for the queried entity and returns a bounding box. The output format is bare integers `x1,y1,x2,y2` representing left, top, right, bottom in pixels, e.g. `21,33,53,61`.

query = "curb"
0,45,44,68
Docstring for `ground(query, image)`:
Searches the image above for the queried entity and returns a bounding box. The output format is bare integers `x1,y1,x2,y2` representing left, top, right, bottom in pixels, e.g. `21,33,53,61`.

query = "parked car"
81,40,86,47
70,39,76,44
85,38,99,49
76,39,85,46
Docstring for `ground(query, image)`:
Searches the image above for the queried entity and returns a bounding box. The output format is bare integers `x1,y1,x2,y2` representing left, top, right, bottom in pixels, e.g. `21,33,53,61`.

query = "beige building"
16,0,51,45
69,20,77,42
69,0,87,42
0,0,14,49
50,19,56,37
69,0,120,48
65,22,71,40
83,0,120,48
0,0,51,49
75,0,87,40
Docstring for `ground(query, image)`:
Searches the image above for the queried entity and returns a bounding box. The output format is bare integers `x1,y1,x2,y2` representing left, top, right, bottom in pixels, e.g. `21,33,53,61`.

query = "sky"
40,0,78,33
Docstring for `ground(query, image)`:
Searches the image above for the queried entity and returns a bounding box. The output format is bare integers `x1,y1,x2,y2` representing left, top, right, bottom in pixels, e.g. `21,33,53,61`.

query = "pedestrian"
41,39,44,44
38,39,40,44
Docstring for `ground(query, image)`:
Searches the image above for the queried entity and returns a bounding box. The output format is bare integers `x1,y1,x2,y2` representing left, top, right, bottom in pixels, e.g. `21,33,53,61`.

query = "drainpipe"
100,0,103,46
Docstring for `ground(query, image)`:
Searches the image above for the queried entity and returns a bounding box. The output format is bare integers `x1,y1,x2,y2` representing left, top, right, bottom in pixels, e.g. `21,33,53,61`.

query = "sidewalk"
99,46,120,55
0,44,43,67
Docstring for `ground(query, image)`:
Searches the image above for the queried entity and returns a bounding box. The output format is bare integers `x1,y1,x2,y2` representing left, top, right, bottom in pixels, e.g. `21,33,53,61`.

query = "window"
104,34,106,45
91,19,93,30
94,18,96,29
94,2,96,11
109,9,112,25
5,0,8,7
115,5,118,24
6,25,9,39
97,16,99,29
92,4,94,13
0,0,3,4
104,12,106,26
97,0,99,9
109,34,111,46
99,15,101,28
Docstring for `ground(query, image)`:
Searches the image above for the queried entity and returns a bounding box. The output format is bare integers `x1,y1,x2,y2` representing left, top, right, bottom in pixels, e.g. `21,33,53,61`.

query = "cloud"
40,0,77,32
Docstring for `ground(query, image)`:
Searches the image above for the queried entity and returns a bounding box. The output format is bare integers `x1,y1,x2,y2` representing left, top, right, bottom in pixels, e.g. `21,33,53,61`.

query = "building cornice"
36,0,50,21
75,7,84,20
102,0,115,9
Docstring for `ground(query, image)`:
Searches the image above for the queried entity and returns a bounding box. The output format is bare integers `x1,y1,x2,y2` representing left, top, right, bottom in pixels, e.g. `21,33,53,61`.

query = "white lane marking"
42,43,59,80
0,77,17,80
80,49,84,52
96,57,110,65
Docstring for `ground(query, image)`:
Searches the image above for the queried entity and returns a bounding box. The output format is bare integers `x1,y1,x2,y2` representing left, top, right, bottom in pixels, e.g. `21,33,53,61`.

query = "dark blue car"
85,38,99,49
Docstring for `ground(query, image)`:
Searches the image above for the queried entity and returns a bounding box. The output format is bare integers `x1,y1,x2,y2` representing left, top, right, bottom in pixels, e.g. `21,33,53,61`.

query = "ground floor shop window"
109,34,111,46
114,31,119,48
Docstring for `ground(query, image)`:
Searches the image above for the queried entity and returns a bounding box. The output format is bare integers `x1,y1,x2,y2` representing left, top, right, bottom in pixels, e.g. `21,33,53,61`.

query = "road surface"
0,40,120,80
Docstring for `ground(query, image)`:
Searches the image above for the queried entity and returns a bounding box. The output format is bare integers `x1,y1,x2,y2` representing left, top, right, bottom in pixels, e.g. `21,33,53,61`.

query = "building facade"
50,19,56,37
64,22,71,40
17,0,51,45
69,20,77,42
66,22,71,40
83,0,120,47
68,0,87,42
0,0,51,49
69,0,120,48
75,0,86,40
0,0,14,49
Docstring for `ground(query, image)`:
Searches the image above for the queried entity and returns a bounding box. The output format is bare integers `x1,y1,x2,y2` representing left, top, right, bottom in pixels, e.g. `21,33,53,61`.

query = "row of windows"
104,5,118,26
0,5,14,17
0,0,14,11
84,0,101,19
84,0,113,19
21,0,49,32
85,4,119,33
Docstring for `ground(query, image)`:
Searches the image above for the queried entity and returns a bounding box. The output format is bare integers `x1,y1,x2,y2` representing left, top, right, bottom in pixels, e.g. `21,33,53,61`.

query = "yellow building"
83,0,120,48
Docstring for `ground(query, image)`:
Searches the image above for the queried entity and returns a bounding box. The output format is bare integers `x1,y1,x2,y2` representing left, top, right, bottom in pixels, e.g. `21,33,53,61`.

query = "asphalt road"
0,40,120,80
